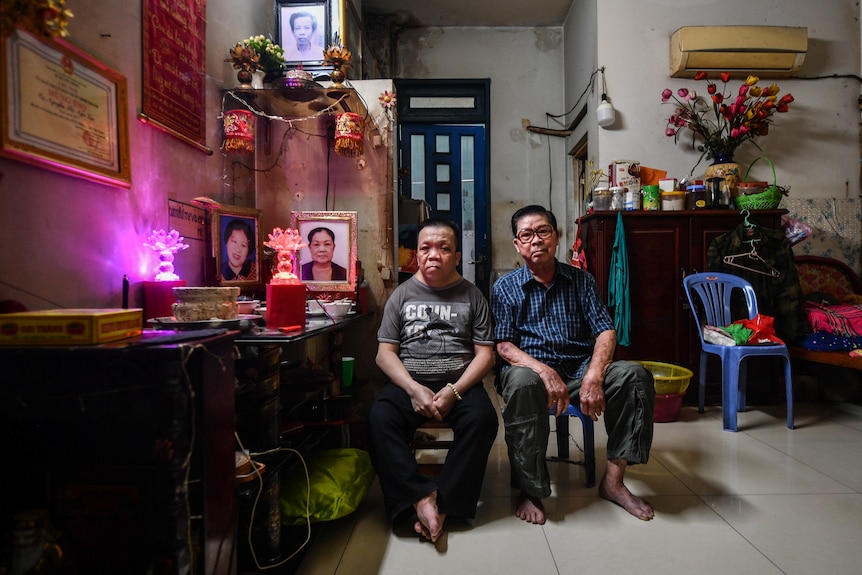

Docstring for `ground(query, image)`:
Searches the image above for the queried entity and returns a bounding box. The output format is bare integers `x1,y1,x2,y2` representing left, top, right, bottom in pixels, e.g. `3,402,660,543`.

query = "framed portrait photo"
276,1,330,66
0,27,131,188
291,210,357,292
214,205,263,289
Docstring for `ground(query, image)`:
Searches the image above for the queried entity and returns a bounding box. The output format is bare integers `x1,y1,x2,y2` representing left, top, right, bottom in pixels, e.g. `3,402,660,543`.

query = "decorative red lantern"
334,112,364,157
223,109,255,154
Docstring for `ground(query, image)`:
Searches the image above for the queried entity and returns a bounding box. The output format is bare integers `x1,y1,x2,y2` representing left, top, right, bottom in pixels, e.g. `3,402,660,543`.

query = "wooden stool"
411,420,454,475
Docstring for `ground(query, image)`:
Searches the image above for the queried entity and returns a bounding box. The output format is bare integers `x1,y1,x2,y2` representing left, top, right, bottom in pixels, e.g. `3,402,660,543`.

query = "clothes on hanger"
706,217,807,343
722,239,782,278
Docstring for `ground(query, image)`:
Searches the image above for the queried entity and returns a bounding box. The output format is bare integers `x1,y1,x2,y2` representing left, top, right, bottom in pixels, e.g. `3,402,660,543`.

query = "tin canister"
686,184,708,209
624,187,641,210
610,186,625,210
642,185,659,210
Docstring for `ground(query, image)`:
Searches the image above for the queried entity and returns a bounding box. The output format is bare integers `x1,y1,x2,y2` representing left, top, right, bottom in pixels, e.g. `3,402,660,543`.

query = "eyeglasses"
515,224,555,244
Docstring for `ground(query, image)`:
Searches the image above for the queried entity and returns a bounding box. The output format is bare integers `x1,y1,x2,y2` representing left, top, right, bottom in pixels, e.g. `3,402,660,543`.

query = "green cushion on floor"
280,448,375,526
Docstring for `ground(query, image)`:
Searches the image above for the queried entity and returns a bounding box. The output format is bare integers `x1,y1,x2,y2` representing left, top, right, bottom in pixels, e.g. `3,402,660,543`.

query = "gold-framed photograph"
291,210,357,292
0,28,131,188
214,205,263,289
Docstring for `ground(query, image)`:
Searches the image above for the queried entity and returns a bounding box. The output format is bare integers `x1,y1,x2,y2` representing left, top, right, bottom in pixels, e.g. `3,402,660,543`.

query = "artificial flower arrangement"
226,35,287,79
241,35,287,73
662,71,795,170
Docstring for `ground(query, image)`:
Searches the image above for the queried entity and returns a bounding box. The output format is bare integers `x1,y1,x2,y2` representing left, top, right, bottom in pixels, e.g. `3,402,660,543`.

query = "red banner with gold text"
141,0,210,153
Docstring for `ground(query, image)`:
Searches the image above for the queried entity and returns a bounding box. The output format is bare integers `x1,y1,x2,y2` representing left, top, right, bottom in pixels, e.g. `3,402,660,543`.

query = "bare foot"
414,491,446,542
515,492,546,524
599,459,654,521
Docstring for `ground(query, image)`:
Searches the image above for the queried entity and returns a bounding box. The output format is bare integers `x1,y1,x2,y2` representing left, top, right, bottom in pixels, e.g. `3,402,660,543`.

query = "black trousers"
367,382,499,522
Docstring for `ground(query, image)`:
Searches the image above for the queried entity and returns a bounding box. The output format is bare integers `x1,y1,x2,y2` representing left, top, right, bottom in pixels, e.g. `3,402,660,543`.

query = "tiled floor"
291,379,862,575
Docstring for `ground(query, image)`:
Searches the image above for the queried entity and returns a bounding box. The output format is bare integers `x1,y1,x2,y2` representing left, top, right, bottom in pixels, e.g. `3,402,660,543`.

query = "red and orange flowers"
662,71,794,168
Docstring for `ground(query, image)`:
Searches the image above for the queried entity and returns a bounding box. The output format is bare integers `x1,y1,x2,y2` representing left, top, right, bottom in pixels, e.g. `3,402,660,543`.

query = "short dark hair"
417,218,461,251
511,205,557,236
307,227,335,243
224,218,256,257
290,11,317,32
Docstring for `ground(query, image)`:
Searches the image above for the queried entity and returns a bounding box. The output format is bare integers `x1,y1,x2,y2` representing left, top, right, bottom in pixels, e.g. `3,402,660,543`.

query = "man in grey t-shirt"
368,218,497,544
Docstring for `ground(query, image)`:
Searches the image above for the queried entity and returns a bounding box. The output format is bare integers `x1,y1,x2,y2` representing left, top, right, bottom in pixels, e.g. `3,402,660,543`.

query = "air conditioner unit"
669,26,808,78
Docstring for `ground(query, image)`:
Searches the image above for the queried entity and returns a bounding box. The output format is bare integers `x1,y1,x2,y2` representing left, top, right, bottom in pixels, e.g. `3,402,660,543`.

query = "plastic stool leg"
556,415,569,459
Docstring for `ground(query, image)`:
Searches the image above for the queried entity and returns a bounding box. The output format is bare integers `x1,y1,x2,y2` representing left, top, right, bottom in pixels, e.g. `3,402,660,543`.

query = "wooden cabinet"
0,331,237,575
579,210,787,391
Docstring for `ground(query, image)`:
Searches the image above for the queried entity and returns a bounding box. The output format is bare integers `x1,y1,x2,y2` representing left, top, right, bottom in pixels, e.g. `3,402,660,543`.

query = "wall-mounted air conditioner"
669,26,808,78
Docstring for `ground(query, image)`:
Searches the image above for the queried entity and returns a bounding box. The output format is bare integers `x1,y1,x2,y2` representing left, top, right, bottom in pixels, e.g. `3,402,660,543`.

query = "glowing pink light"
144,229,189,281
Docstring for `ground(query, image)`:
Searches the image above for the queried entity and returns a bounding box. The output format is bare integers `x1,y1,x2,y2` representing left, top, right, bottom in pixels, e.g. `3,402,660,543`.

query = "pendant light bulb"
597,93,615,128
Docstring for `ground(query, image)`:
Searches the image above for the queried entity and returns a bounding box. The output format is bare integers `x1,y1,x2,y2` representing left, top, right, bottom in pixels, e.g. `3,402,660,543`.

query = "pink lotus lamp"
263,227,306,285
263,227,308,329
144,229,189,281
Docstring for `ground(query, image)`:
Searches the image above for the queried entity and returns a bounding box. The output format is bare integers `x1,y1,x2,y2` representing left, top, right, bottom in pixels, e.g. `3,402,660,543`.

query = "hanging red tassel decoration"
334,112,364,157
223,109,255,154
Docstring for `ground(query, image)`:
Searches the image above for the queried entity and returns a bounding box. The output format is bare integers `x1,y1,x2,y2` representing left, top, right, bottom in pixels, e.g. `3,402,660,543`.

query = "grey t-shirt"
377,276,494,386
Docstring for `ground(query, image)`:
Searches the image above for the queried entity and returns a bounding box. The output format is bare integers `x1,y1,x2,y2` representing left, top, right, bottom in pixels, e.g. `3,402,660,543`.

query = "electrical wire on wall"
534,66,605,208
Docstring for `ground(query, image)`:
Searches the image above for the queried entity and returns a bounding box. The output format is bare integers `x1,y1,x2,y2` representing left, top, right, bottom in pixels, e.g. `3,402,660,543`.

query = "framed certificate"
0,28,131,187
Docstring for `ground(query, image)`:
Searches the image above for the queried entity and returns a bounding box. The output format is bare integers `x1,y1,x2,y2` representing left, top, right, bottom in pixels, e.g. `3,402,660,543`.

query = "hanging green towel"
608,210,631,346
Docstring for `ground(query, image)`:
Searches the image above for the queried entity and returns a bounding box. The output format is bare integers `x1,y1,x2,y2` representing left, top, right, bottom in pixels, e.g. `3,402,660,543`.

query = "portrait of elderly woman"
279,3,326,63
300,226,348,282
292,211,357,289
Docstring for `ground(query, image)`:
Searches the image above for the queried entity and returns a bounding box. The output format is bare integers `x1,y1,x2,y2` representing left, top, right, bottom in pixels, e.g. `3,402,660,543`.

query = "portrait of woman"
300,226,347,282
279,5,326,63
220,217,258,282
292,211,357,290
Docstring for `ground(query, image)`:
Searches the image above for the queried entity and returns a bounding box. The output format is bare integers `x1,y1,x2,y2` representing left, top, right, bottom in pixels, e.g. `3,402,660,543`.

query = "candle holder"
143,229,189,282
323,42,352,88
263,227,306,285
263,227,307,328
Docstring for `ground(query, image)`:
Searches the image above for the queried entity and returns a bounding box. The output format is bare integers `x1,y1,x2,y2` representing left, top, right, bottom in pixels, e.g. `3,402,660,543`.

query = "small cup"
341,356,355,389
307,299,324,314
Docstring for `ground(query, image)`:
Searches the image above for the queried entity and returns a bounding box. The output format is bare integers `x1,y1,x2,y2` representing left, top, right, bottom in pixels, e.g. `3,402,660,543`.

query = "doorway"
394,80,491,297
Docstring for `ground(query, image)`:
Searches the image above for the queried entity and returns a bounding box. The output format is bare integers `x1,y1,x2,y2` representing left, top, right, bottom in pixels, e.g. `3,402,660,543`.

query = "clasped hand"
410,383,455,420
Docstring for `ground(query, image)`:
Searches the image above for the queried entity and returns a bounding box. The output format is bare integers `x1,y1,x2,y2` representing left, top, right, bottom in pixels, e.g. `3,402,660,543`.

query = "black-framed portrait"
276,1,330,66
214,205,263,289
291,210,357,292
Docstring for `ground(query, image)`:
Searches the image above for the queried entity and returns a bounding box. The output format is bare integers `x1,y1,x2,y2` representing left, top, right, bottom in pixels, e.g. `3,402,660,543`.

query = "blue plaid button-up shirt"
491,262,615,380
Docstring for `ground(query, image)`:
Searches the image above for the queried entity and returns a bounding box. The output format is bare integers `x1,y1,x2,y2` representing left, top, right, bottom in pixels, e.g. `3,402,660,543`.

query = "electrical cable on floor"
235,433,312,570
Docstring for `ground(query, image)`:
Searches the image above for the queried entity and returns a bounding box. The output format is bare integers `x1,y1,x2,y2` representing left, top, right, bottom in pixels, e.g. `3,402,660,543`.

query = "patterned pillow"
797,263,856,297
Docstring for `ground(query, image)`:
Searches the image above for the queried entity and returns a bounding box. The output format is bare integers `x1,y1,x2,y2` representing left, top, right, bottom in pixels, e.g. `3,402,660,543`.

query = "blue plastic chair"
549,404,596,487
683,272,794,432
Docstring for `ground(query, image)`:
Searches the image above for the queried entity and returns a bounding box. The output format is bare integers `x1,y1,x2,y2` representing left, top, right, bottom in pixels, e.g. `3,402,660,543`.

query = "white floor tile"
293,399,862,575
704,493,862,575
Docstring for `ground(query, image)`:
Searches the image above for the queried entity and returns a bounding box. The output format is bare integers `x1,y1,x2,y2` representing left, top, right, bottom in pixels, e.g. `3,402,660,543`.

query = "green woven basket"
734,156,783,210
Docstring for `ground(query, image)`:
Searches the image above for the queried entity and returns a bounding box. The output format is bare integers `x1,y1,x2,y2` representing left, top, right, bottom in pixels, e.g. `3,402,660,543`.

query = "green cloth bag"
280,448,375,526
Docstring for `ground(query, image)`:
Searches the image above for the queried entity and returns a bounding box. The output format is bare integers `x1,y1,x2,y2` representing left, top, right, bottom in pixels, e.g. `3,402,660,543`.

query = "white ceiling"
361,0,573,27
